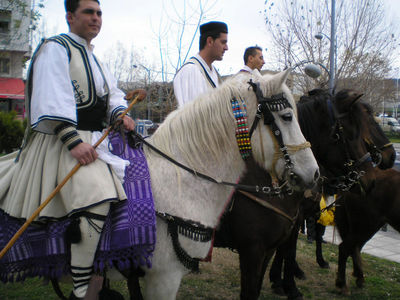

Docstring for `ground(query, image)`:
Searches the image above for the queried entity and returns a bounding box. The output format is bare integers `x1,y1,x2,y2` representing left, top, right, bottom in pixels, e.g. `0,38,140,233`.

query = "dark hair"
243,46,262,64
199,21,228,51
199,32,222,50
65,0,100,13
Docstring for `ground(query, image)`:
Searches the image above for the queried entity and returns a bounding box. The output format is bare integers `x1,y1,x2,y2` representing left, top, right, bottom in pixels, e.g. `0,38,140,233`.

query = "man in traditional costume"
0,0,135,299
239,45,265,73
173,21,228,106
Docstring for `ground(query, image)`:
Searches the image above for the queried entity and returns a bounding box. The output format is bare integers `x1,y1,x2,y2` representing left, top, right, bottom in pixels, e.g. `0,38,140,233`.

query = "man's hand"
70,142,98,165
121,115,135,131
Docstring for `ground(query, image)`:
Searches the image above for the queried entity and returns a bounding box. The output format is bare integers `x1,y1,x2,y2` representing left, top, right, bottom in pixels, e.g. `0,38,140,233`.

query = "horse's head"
298,89,381,193
242,69,320,191
360,102,396,169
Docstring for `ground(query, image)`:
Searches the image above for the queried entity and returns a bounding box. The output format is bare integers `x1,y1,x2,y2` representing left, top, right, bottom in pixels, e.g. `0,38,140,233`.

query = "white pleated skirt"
0,131,126,220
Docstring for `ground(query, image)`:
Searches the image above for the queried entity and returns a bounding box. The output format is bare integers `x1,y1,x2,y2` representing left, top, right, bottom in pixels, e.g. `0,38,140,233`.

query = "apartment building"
0,0,31,118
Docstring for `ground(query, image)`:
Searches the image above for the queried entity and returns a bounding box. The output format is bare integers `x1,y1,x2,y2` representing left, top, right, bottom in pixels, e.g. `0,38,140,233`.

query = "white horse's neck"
144,83,249,228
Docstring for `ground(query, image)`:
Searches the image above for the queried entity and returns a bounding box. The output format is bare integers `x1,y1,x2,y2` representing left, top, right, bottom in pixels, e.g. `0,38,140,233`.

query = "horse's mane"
149,74,254,171
297,89,331,144
149,70,293,171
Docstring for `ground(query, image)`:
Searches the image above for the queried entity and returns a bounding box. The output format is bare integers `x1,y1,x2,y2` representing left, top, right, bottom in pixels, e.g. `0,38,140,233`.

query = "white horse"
117,69,319,299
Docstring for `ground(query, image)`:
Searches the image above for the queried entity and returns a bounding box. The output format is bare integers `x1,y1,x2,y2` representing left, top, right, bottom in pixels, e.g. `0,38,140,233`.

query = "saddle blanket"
0,133,156,283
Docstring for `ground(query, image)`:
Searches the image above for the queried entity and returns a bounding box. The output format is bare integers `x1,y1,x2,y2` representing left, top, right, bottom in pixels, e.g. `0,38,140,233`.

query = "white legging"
70,202,110,298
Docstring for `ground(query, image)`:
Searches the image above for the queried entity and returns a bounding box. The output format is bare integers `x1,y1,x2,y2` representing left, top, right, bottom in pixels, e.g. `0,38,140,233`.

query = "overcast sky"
37,0,400,78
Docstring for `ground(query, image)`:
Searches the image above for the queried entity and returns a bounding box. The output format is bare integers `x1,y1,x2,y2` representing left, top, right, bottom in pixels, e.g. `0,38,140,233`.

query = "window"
0,57,10,74
0,10,11,34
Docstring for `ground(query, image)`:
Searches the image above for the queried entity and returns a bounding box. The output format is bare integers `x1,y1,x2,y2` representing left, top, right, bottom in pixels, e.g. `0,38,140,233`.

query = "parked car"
377,116,400,133
135,119,154,136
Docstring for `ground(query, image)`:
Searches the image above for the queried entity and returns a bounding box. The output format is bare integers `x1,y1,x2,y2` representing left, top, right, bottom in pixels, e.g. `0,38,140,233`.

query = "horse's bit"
323,98,370,192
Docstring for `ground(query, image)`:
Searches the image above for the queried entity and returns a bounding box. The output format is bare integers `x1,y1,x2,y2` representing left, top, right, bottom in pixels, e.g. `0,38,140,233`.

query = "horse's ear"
265,69,291,92
276,69,291,85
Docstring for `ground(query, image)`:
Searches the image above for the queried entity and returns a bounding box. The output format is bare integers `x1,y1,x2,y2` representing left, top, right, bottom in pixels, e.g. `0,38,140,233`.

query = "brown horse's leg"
119,268,144,300
281,229,303,300
315,223,329,268
238,247,268,300
257,251,275,293
269,248,285,295
336,241,351,295
351,248,365,288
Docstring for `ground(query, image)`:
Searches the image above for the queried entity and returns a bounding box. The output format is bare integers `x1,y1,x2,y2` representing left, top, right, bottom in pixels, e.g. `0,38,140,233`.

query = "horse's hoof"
335,285,349,296
318,261,330,269
271,283,286,296
287,291,303,300
356,277,365,288
294,272,306,280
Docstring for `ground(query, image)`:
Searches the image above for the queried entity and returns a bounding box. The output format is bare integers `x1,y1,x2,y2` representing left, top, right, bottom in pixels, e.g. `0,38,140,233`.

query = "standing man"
173,21,228,107
0,1,134,299
239,46,265,73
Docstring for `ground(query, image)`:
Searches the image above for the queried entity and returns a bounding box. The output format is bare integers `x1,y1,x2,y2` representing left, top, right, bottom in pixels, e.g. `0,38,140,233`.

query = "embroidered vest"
47,34,109,131
182,56,222,89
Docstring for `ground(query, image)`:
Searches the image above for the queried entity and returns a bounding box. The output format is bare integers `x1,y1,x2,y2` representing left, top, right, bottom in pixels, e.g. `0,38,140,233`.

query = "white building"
0,0,32,117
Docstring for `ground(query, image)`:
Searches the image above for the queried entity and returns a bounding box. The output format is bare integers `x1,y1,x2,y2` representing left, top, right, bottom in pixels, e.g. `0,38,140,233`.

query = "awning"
0,78,25,100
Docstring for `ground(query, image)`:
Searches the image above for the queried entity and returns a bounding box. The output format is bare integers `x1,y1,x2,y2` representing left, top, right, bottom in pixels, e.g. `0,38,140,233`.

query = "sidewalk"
324,225,400,263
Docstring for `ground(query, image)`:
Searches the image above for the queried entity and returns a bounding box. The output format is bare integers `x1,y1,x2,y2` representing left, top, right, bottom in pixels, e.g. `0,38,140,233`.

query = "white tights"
70,203,110,299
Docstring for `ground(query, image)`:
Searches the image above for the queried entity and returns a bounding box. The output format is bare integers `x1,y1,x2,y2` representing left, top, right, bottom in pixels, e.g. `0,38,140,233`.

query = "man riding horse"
0,0,135,298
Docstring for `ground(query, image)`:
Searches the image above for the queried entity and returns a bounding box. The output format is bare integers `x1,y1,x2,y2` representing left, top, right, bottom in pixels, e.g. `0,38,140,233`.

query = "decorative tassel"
65,218,81,244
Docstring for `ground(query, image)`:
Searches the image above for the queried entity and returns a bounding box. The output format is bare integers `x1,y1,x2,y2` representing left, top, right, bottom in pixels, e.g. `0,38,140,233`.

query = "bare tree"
264,0,399,111
156,0,218,82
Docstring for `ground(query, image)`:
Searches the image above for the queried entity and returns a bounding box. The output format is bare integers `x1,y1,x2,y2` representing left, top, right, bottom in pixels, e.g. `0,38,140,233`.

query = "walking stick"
0,89,146,259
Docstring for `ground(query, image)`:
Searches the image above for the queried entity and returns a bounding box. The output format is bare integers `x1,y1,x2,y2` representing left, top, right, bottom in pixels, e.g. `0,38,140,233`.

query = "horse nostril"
314,169,320,182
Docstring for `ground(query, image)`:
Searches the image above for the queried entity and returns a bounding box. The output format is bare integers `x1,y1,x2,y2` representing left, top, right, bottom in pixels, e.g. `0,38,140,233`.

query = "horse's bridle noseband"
323,98,371,192
247,80,299,185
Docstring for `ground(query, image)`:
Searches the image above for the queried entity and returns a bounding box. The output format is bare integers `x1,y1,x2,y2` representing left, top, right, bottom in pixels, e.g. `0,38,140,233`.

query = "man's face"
249,49,265,71
67,0,102,43
210,33,228,61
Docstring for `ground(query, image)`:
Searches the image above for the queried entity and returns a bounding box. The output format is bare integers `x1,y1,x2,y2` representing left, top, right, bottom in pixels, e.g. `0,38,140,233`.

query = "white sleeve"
173,63,210,107
101,65,128,123
30,41,77,134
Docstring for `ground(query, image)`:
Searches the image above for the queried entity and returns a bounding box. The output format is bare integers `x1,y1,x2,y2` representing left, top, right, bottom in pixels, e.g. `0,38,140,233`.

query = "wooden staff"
0,89,146,260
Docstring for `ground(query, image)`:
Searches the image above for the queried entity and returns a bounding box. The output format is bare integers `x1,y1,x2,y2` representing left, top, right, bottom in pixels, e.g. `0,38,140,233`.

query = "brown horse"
269,89,396,299
126,89,395,300
214,89,395,300
333,114,398,293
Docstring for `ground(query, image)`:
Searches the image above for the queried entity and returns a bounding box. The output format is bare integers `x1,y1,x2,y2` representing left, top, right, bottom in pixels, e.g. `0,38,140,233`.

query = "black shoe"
321,239,327,244
307,237,314,243
69,292,84,300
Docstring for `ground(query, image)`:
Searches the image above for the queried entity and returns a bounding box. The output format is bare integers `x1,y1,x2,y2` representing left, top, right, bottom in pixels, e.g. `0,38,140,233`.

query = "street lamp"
314,0,336,95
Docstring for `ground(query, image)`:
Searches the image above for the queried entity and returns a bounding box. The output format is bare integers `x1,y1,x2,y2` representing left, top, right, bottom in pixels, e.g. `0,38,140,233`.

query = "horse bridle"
247,80,308,187
364,137,393,167
323,98,371,192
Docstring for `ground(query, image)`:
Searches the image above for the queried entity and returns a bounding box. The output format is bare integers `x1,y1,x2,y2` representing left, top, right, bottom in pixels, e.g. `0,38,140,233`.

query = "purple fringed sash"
0,134,156,283
94,133,156,271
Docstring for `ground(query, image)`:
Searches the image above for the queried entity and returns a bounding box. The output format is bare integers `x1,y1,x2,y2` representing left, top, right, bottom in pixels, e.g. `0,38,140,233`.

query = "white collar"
195,53,214,72
240,65,254,73
67,32,95,52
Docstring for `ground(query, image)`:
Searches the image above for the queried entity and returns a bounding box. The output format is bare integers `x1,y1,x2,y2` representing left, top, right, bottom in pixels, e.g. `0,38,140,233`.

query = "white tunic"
0,33,129,220
173,54,219,107
31,32,127,133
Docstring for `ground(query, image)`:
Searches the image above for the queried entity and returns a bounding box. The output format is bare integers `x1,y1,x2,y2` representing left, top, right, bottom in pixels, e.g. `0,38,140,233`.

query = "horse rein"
237,190,298,228
364,138,393,167
247,80,311,186
324,98,371,192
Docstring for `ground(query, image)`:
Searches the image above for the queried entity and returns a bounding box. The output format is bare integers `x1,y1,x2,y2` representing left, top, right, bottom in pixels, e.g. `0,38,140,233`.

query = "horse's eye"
281,112,292,122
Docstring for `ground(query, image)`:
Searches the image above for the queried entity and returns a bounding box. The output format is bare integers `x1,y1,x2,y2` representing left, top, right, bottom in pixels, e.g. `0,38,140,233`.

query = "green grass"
386,132,400,143
1,234,400,299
